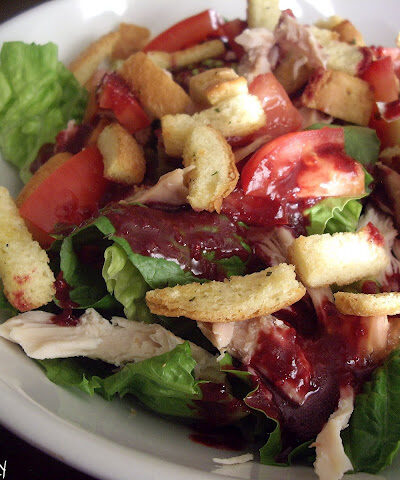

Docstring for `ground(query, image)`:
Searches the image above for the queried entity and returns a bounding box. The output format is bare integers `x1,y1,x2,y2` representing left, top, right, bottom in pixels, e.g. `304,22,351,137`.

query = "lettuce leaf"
0,42,87,182
342,348,400,473
305,196,364,235
37,343,248,423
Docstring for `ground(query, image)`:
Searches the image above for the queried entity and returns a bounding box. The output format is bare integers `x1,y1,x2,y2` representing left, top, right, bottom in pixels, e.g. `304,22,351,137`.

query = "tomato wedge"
17,147,108,247
241,128,365,200
98,73,151,134
249,73,302,140
361,56,399,102
143,10,223,53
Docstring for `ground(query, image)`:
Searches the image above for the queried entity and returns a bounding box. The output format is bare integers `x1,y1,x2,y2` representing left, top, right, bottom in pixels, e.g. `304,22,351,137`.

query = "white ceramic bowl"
1,1,400,479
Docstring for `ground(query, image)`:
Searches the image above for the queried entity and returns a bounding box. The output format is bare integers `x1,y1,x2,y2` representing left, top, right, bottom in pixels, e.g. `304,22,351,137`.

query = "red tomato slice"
143,10,223,53
98,73,151,134
249,73,302,140
18,147,108,247
371,46,400,79
361,56,399,102
221,19,247,59
241,128,365,200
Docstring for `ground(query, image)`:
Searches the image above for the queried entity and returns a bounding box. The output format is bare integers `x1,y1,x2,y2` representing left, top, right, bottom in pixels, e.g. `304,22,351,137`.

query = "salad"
1,1,400,479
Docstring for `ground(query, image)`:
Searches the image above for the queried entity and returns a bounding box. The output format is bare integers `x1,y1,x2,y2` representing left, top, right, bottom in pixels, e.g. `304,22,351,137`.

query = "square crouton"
0,187,55,311
97,123,145,185
301,69,374,125
334,292,400,316
288,226,389,288
183,125,239,212
112,23,151,59
162,93,266,157
273,51,314,94
247,0,281,31
332,20,365,47
145,263,306,323
148,40,226,71
69,31,120,85
189,68,248,106
120,52,191,118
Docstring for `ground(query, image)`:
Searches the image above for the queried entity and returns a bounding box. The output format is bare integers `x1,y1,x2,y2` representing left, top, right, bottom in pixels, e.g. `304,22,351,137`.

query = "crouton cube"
332,20,365,46
247,0,281,31
0,187,55,312
288,227,389,288
69,31,120,85
183,125,239,213
120,52,191,118
97,123,145,185
334,292,400,316
189,68,248,106
162,93,266,157
302,69,374,126
112,23,151,59
311,27,366,75
314,16,344,30
145,264,306,323
148,40,226,71
273,51,314,94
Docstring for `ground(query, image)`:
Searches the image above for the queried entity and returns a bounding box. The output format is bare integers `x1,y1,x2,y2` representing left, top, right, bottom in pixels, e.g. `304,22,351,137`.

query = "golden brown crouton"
314,16,344,30
120,52,191,119
112,23,151,59
247,0,281,31
69,31,120,85
97,123,145,185
332,20,365,46
273,51,314,94
189,68,248,106
288,227,389,288
301,69,374,126
148,40,226,71
146,264,306,323
162,93,266,157
334,292,400,316
183,125,238,213
0,187,55,312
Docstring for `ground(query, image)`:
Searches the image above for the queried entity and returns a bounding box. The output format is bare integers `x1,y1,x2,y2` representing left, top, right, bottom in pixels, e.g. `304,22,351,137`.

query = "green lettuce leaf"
102,244,153,322
37,343,248,423
0,42,87,182
305,196,364,235
342,348,400,473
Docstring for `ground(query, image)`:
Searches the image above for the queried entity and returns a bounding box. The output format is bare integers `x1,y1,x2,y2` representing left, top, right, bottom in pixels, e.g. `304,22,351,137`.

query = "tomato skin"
371,46,400,79
98,73,151,134
241,128,365,201
249,74,302,140
18,147,108,247
221,19,247,59
143,10,223,53
361,56,399,102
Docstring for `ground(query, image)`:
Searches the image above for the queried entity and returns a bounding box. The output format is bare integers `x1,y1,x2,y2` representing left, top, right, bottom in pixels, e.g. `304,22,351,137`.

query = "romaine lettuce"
0,42,87,182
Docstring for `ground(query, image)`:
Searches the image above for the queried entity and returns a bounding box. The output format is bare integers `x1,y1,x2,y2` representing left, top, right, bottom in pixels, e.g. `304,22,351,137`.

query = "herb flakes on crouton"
183,125,239,213
288,226,389,288
334,292,400,316
145,264,306,323
0,187,55,312
98,122,145,185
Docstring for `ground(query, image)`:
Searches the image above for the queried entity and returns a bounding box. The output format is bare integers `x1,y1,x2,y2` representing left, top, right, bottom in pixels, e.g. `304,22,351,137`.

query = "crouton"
273,51,314,94
120,52,191,118
97,123,145,185
301,69,374,126
311,27,367,75
332,20,365,46
379,145,400,174
148,40,226,71
314,16,344,30
288,227,389,288
189,68,248,106
247,0,281,31
112,23,151,59
334,292,400,316
146,264,306,323
183,125,238,212
0,187,55,312
162,93,266,157
69,31,120,85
